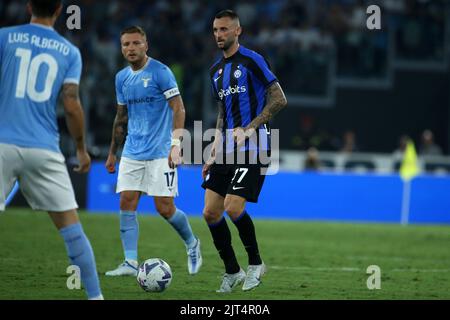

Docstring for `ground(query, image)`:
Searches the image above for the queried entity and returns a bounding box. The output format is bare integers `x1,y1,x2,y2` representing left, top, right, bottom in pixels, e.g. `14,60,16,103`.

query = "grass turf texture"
1,208,449,299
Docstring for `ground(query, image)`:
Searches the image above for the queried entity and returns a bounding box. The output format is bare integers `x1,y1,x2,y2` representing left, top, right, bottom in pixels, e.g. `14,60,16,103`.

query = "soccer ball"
137,258,173,292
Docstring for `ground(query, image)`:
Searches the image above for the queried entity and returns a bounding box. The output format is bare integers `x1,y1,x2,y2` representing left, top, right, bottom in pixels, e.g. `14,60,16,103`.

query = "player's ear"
236,26,242,37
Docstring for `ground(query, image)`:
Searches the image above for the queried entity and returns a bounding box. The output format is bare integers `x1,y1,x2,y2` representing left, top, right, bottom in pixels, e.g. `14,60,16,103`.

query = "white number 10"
15,48,58,102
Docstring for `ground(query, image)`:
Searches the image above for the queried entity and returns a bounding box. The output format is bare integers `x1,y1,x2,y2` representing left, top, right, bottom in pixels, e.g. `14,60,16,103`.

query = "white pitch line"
270,266,450,273
345,255,409,262
270,266,361,272
390,268,450,273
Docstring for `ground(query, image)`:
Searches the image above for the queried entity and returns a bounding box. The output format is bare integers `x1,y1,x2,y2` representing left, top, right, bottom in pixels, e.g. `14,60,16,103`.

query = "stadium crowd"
0,0,447,157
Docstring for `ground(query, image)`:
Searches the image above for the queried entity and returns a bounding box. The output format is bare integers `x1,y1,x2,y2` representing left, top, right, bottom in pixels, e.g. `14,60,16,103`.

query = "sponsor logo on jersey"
218,85,247,100
126,96,153,105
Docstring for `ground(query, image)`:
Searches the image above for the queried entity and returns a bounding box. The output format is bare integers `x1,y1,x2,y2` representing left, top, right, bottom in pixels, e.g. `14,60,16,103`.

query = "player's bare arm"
211,101,225,160
233,82,287,146
109,104,129,155
168,95,185,169
106,104,128,173
202,102,224,179
61,83,91,173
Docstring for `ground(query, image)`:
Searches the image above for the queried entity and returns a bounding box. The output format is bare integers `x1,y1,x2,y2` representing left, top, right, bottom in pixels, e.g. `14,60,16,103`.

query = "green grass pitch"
1,208,449,299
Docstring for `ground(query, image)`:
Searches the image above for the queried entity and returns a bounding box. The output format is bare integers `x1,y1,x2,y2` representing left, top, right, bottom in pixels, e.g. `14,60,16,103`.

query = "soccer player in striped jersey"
202,10,288,292
0,0,103,299
105,26,202,277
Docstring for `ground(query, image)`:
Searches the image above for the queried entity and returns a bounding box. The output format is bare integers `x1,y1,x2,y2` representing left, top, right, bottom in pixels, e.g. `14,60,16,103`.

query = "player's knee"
224,207,242,220
119,198,131,210
203,207,222,224
224,201,245,220
156,203,175,219
120,193,139,211
49,210,79,230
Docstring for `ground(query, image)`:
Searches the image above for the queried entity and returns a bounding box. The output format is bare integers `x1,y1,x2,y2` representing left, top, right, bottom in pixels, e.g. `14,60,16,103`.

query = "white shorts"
0,143,78,212
117,157,178,197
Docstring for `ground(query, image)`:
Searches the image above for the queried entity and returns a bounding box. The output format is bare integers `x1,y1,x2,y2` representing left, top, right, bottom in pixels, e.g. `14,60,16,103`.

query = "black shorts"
201,163,267,203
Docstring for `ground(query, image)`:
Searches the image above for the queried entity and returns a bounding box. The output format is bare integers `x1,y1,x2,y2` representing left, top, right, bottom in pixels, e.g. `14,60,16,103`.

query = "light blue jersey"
115,57,180,161
0,23,82,153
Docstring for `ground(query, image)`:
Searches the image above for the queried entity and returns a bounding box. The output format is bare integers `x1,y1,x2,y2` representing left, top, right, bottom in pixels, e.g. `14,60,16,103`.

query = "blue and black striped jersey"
210,45,278,154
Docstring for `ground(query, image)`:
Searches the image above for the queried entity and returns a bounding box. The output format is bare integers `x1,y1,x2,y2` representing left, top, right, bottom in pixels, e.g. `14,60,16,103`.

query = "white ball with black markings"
137,258,172,292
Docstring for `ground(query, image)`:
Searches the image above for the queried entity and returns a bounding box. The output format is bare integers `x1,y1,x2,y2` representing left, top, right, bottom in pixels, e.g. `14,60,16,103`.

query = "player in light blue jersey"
0,0,103,300
105,26,202,276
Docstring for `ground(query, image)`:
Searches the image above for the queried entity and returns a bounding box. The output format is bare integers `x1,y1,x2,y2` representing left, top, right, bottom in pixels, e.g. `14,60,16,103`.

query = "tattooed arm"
105,104,128,173
62,83,91,173
245,82,287,131
109,105,128,155
233,82,287,146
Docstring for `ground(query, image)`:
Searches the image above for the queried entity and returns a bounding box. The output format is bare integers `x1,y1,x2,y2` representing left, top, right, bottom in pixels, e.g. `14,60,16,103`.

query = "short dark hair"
120,26,147,39
30,0,61,18
215,9,239,21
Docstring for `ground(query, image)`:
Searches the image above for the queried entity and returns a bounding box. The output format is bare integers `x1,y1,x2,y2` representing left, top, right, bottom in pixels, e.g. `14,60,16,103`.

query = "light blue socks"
167,208,196,248
60,223,102,299
120,210,139,262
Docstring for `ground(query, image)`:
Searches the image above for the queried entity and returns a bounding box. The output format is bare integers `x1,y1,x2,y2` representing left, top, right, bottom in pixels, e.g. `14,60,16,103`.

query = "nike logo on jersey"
214,75,222,82
232,186,245,190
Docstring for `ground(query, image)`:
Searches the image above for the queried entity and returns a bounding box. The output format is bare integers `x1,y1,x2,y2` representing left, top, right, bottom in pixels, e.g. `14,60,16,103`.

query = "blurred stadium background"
0,0,450,222
1,0,450,301
1,0,450,223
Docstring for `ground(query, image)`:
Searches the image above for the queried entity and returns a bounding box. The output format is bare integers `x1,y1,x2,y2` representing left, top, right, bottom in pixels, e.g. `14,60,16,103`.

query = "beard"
127,53,143,62
126,53,147,69
219,38,234,51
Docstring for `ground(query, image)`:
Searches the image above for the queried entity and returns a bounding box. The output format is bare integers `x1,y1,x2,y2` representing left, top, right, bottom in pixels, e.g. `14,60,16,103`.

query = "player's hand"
105,153,117,174
233,127,256,147
202,163,211,180
168,145,182,169
74,149,91,174
202,147,215,179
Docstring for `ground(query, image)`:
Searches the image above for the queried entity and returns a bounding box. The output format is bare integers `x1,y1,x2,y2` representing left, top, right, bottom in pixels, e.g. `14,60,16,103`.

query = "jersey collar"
223,44,241,62
130,56,151,74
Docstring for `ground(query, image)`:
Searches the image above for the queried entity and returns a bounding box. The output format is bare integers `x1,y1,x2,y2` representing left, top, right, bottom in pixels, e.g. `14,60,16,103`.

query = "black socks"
232,211,262,266
208,217,240,274
208,211,263,274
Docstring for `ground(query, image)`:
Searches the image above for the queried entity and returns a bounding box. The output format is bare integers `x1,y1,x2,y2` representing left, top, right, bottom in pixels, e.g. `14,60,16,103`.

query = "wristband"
171,138,181,147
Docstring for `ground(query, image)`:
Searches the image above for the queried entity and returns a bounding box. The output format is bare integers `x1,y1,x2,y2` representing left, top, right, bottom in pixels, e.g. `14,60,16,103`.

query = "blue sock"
167,208,196,247
60,223,102,299
120,211,139,262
